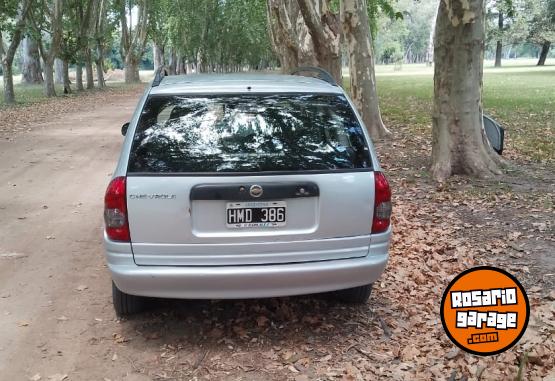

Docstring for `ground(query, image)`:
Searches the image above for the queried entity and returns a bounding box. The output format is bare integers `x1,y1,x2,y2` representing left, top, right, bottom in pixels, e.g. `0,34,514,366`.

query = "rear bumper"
104,231,390,299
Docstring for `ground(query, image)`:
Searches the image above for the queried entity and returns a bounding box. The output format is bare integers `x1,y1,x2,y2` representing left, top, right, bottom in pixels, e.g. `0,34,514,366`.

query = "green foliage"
487,0,555,52
0,0,20,30
367,0,404,41
486,0,517,47
374,0,437,64
526,0,555,44
151,0,273,69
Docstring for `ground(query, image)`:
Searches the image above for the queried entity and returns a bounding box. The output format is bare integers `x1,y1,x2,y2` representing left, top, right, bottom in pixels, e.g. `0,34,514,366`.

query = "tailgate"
127,172,375,265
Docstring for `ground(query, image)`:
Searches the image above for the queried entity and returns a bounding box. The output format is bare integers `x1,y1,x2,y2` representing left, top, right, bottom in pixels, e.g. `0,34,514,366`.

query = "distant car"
104,67,392,316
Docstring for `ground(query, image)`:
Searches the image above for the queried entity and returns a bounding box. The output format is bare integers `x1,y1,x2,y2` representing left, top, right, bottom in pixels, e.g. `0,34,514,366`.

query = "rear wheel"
112,281,145,316
334,284,373,304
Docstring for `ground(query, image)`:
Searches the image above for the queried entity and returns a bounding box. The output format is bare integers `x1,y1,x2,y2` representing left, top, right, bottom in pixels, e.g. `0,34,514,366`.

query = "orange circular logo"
441,266,529,356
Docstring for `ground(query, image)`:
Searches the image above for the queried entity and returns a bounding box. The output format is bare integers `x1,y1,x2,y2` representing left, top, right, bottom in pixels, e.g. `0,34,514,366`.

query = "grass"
0,80,139,109
369,61,555,163
0,83,65,108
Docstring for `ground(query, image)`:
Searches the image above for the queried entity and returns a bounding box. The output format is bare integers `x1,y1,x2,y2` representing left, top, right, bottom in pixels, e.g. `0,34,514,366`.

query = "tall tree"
432,0,502,181
30,0,64,97
20,36,44,84
341,0,390,139
118,0,149,83
71,0,96,89
529,0,555,65
1,0,32,104
487,0,514,67
91,0,112,88
148,0,169,72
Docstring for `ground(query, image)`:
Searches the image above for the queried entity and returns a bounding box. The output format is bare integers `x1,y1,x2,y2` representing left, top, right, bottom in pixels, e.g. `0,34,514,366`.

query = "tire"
334,284,373,304
112,281,146,317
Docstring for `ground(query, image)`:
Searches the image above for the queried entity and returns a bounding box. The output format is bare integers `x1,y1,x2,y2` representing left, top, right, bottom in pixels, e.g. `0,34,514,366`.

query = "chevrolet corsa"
104,68,392,316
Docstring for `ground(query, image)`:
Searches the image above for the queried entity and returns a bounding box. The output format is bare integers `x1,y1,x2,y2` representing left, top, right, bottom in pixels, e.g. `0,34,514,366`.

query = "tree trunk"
96,59,105,88
119,0,148,84
2,60,16,104
85,49,94,89
176,54,185,74
96,40,106,88
341,0,390,139
431,0,501,182
296,0,341,83
20,36,43,84
62,59,72,94
494,41,502,67
266,0,300,74
43,59,57,97
153,43,164,71
124,53,141,83
34,0,62,98
494,12,503,67
426,1,440,65
75,63,84,90
537,41,551,66
168,48,177,75
54,58,64,84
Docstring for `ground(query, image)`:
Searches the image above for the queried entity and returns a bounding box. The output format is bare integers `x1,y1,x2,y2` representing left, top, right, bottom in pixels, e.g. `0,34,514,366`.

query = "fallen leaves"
112,333,128,344
0,85,144,139
255,315,269,327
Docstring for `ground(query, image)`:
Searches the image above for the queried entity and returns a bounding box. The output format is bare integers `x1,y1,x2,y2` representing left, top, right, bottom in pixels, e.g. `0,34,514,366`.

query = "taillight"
372,172,392,234
104,176,130,242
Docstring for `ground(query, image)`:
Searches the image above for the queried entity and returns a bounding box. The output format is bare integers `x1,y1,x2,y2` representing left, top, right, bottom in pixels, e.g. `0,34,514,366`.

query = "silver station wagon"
104,67,392,316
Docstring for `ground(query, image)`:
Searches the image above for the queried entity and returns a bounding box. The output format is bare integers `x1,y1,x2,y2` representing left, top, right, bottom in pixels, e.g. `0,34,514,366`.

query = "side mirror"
121,122,130,136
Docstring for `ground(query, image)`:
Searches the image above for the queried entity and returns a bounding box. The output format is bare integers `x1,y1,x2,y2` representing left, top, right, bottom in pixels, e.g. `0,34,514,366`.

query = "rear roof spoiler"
290,67,338,87
152,66,169,87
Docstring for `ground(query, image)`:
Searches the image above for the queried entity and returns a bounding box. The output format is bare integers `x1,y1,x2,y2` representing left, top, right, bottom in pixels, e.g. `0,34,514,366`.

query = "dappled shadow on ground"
116,294,393,380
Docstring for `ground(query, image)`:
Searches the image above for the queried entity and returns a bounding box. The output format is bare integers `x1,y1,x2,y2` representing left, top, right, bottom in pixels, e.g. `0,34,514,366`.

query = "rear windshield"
128,94,371,174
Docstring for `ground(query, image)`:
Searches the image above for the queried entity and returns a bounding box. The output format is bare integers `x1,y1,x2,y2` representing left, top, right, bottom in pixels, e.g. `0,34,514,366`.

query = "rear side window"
128,94,371,174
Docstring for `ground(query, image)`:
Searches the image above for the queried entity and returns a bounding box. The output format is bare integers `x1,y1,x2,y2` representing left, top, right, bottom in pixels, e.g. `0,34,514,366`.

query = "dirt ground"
0,87,553,381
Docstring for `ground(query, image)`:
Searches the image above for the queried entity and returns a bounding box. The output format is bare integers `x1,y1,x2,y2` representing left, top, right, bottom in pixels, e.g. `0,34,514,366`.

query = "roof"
149,73,342,95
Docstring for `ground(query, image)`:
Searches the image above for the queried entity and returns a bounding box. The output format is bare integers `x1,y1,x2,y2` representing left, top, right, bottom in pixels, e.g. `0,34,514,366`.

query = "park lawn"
0,83,64,108
372,64,555,163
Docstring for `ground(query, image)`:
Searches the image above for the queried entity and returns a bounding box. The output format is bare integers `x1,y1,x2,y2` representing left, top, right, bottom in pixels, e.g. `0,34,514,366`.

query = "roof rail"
152,66,169,87
290,67,338,86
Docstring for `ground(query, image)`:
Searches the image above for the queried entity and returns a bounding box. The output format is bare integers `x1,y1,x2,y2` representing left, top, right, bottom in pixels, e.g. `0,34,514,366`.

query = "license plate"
226,201,286,228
